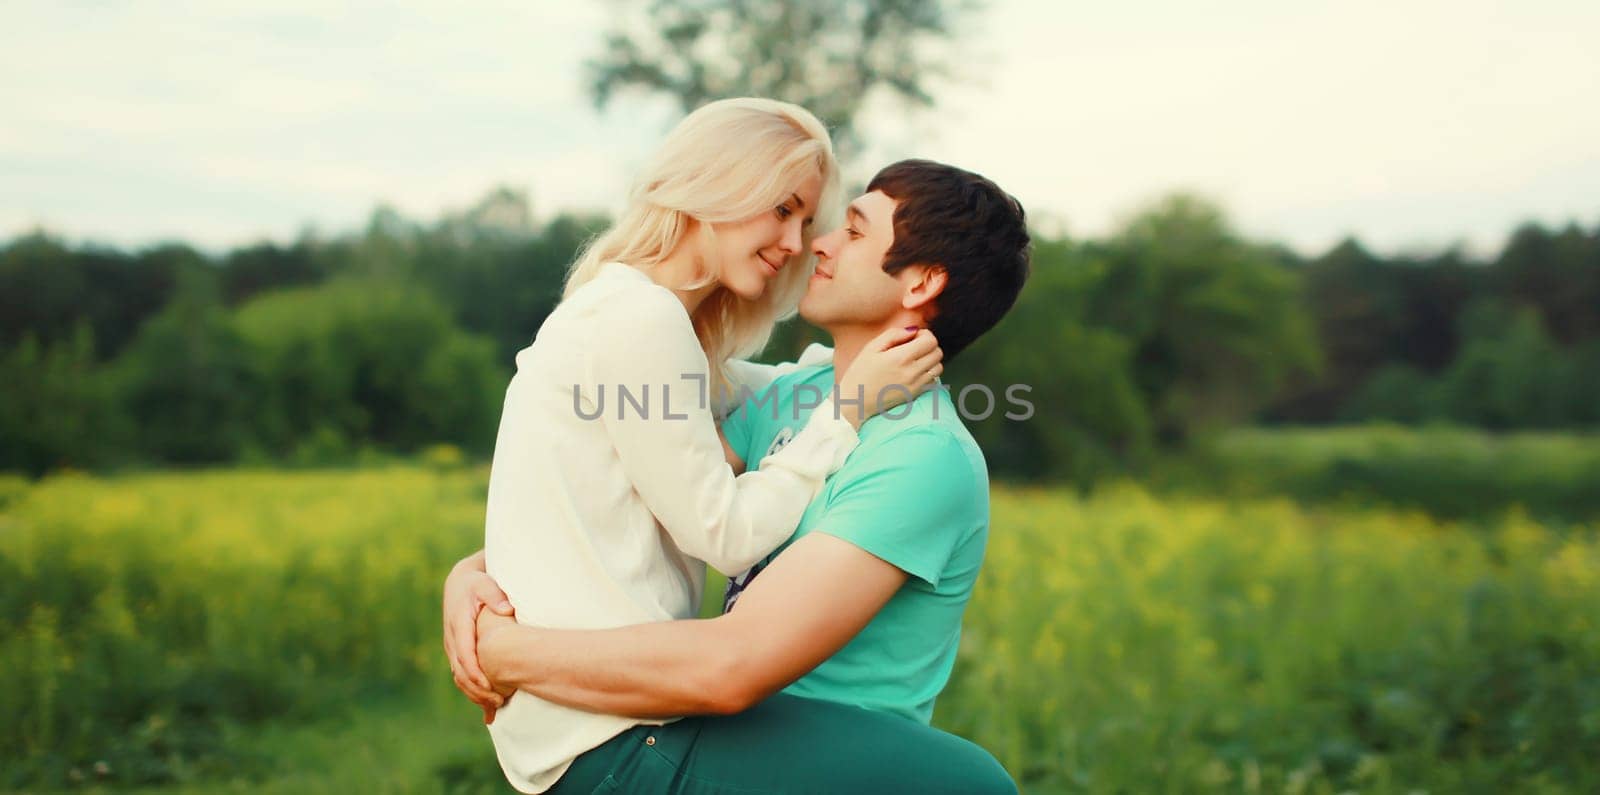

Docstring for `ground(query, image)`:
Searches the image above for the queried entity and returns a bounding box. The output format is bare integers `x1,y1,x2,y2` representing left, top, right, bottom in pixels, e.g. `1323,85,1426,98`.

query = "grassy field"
1161,425,1600,521
2,437,1598,793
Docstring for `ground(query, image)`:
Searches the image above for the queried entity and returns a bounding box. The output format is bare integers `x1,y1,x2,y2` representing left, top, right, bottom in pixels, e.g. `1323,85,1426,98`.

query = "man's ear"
902,265,948,312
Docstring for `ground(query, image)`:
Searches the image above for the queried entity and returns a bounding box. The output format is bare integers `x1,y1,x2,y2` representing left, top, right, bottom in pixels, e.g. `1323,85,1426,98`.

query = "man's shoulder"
841,417,987,498
858,392,982,462
805,406,989,590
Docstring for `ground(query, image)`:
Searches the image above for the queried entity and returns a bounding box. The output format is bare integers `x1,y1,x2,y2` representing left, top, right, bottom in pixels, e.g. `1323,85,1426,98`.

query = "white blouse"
483,262,855,793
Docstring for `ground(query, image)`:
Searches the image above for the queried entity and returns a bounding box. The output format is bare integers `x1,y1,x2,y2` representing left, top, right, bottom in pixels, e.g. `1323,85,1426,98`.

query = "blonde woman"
456,98,943,793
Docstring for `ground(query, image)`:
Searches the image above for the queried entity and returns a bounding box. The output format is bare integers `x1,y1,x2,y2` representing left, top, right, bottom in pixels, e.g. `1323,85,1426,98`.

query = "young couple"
441,97,1031,793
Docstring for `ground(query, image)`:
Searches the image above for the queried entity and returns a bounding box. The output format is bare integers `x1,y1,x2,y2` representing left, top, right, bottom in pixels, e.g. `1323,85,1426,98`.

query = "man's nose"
812,229,838,259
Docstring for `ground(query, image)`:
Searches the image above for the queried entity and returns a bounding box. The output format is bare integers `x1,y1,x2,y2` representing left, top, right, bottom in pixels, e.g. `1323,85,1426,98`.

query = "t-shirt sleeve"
809,428,983,588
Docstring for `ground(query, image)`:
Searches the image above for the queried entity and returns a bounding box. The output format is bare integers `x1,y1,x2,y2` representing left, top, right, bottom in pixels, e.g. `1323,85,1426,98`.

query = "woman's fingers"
910,347,943,380
897,329,939,360
910,360,944,395
869,325,920,352
889,343,943,401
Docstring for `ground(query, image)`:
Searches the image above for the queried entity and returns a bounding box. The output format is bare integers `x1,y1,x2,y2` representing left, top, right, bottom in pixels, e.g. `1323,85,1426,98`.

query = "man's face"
800,190,910,328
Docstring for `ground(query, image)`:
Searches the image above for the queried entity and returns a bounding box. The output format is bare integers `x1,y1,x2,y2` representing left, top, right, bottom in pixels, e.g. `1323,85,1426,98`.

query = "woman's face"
708,172,823,301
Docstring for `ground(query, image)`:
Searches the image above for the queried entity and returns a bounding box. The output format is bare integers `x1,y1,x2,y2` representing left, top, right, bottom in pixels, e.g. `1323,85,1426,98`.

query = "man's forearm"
476,533,906,721
480,617,754,719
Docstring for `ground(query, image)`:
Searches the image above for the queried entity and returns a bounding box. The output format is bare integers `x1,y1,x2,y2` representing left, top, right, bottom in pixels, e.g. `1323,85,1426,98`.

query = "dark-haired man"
446,159,1031,793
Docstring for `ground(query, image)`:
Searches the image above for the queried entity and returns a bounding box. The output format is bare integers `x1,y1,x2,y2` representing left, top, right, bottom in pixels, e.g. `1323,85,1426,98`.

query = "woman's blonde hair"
564,97,840,392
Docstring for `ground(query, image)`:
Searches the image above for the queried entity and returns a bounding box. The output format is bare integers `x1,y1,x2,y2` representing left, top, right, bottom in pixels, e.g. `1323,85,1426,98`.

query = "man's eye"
846,226,861,238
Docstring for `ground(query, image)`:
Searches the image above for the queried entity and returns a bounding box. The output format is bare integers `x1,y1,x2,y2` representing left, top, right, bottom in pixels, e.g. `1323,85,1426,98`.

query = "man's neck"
828,311,926,384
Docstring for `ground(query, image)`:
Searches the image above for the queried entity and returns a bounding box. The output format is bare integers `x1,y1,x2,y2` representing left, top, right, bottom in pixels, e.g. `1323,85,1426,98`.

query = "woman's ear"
902,265,948,312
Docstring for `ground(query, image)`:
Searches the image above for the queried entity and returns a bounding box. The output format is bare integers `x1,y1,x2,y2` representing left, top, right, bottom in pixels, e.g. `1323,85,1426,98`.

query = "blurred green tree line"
0,190,604,475
2,187,1596,479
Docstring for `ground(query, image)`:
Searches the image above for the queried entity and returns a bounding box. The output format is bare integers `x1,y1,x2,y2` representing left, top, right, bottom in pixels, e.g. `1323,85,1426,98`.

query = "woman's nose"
779,222,803,254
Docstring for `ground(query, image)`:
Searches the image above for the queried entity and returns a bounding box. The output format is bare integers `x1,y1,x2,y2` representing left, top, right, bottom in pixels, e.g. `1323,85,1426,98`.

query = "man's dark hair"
867,159,1031,360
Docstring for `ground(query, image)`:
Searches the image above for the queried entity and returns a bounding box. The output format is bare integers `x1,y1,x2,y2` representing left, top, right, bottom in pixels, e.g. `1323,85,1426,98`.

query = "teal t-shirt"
720,364,990,724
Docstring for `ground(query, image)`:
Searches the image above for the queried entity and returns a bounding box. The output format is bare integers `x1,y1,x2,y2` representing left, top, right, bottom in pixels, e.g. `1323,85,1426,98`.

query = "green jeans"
544,693,1015,794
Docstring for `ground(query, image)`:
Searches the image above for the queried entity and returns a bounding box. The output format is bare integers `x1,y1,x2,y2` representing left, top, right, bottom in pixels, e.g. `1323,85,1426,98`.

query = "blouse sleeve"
717,343,835,417
587,288,856,575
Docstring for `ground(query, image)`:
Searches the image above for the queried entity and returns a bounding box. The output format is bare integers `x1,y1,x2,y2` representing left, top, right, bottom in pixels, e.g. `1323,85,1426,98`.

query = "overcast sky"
3,0,1597,257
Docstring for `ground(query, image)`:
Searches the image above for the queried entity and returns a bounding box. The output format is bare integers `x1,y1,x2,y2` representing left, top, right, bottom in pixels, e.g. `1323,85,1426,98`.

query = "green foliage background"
7,188,1594,480
5,3,1596,791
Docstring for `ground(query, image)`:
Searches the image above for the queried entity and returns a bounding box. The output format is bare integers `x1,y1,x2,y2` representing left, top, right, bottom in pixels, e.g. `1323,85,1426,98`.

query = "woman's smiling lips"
759,253,782,276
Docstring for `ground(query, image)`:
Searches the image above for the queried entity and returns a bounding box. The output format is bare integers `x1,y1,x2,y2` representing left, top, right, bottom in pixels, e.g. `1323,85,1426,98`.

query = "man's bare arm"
477,532,907,718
